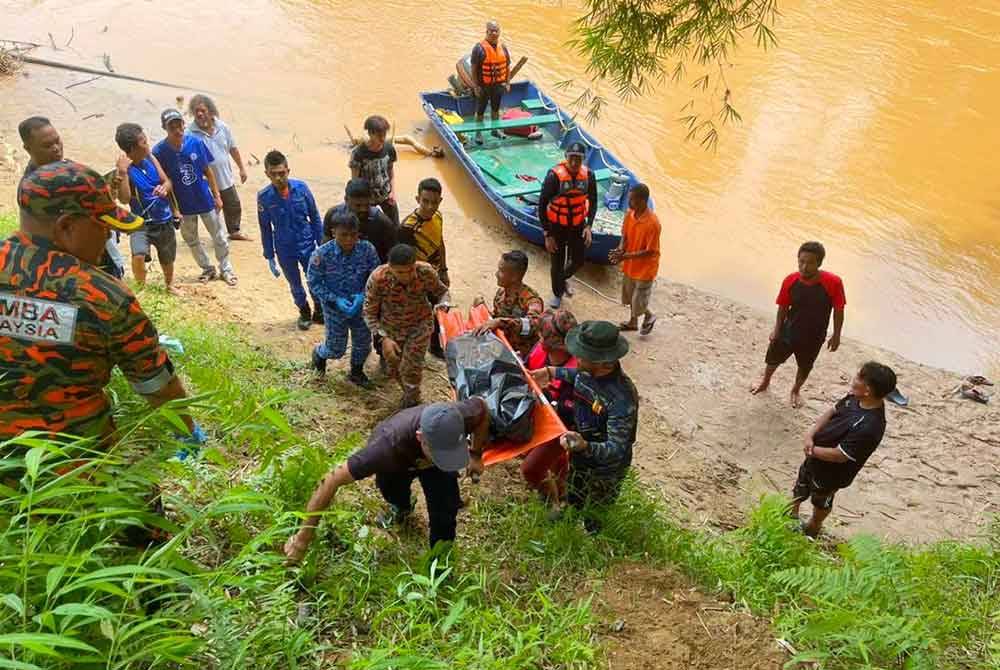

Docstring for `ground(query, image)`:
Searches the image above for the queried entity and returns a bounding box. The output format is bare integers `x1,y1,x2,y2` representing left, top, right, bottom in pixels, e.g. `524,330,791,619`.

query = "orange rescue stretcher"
436,304,567,466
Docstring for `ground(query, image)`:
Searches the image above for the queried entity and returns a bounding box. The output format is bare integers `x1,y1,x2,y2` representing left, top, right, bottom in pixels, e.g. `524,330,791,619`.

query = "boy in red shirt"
609,183,660,335
751,241,846,407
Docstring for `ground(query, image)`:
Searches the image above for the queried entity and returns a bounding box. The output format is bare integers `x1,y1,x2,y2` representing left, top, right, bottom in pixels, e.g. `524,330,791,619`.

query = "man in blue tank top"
114,123,179,293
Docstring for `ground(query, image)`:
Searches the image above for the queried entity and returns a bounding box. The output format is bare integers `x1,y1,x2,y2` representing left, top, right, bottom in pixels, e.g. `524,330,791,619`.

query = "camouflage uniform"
363,262,448,403
1,161,172,440
491,283,544,358
553,364,639,510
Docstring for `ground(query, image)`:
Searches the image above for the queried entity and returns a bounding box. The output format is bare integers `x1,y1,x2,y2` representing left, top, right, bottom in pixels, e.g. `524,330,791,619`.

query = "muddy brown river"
2,0,999,378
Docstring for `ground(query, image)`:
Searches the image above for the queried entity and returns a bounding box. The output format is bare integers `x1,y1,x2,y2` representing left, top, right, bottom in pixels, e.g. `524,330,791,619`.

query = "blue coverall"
257,179,323,309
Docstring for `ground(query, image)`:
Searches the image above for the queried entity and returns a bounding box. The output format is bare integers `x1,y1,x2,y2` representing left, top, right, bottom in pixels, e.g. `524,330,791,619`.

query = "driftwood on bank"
20,54,209,91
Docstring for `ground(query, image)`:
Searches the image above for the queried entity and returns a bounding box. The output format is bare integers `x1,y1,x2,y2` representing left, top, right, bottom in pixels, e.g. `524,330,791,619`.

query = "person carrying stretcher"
529,321,639,533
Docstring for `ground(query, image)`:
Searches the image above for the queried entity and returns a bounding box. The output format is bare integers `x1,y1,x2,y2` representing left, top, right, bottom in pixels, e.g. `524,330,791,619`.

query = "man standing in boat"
539,142,598,308
470,20,511,145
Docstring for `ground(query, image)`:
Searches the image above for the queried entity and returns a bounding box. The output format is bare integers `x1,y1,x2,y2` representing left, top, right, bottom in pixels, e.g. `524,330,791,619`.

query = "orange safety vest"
545,162,591,227
479,40,509,85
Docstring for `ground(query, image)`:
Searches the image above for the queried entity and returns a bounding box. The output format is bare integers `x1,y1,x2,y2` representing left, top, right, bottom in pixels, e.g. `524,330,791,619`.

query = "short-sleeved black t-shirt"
776,270,846,344
347,398,487,480
323,203,397,263
805,394,886,490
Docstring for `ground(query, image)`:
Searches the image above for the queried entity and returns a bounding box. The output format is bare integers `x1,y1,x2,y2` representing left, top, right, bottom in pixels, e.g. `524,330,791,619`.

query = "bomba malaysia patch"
0,292,79,344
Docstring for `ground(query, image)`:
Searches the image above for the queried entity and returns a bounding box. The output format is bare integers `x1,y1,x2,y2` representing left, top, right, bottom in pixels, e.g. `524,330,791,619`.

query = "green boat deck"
450,114,560,133
460,126,626,237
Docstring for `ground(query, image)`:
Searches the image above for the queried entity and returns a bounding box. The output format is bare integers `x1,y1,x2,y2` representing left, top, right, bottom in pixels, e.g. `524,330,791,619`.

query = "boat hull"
419,80,651,265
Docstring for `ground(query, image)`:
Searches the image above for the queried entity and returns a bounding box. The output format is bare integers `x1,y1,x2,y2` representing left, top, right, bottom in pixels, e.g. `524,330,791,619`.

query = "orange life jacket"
545,162,590,227
479,40,509,85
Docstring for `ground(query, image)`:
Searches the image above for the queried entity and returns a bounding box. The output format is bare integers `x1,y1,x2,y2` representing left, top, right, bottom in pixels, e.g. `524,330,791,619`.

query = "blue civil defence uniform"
257,179,323,309
306,239,380,367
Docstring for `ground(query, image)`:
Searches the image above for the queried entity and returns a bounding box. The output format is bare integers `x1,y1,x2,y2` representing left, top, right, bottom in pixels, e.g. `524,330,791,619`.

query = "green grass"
1,210,998,669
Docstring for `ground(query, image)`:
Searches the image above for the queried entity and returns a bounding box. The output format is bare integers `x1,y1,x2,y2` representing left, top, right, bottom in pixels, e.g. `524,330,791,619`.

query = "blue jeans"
277,253,312,309
316,304,371,369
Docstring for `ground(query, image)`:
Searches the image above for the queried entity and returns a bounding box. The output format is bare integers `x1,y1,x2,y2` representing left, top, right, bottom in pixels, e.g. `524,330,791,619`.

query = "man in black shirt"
323,178,397,264
792,361,896,537
349,115,399,225
284,399,488,563
537,142,598,308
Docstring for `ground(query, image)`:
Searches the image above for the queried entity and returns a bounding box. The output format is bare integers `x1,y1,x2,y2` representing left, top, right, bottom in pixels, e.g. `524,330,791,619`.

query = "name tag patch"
0,293,78,344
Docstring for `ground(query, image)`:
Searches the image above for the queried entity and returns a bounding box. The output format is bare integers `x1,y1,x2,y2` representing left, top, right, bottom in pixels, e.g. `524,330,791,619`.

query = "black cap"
565,141,587,157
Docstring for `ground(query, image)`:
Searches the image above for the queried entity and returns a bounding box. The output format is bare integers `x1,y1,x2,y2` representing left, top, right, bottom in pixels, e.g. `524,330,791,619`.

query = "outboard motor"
604,170,630,211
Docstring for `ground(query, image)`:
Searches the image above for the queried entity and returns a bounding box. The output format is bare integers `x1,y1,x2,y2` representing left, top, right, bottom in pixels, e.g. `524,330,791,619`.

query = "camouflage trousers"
384,320,433,402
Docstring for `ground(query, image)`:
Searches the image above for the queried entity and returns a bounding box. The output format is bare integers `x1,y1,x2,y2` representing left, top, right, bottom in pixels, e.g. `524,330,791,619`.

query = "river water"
2,0,998,377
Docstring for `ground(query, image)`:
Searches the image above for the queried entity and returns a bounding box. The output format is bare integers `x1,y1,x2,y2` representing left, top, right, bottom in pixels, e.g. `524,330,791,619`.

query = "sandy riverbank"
2,133,996,545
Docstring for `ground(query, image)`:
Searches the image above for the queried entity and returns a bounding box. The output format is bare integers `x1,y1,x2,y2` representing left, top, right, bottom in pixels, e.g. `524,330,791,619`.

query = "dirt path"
596,564,785,670
3,134,997,544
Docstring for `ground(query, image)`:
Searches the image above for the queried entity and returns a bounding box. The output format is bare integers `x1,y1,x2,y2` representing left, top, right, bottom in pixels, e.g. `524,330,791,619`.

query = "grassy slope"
0,213,997,670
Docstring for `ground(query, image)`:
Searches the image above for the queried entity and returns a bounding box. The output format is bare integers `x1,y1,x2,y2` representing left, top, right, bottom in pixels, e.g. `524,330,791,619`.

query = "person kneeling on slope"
284,399,488,563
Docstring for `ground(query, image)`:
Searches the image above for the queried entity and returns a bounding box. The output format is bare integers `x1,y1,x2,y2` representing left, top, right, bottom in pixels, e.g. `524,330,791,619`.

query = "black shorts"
765,335,824,372
476,84,504,116
130,222,178,265
792,461,838,510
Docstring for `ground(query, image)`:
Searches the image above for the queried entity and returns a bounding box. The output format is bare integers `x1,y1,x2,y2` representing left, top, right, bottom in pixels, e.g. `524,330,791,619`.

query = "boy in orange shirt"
609,183,660,335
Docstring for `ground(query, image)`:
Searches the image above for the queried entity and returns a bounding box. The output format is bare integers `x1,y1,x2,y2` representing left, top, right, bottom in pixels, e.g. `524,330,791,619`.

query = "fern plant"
773,535,937,668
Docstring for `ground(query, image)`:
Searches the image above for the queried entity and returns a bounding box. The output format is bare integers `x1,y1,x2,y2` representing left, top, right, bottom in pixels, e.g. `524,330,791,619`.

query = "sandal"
619,321,638,332
961,386,991,404
197,268,216,283
640,314,658,336
886,388,909,407
221,270,239,287
431,146,445,158
966,375,994,386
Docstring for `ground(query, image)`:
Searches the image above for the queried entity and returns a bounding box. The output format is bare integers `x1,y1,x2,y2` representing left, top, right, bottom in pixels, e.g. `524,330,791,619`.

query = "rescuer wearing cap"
537,142,598,308
284,398,490,563
0,160,201,443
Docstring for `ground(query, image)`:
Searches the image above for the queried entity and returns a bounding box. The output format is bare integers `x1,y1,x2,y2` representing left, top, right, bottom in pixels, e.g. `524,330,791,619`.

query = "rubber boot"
348,363,373,389
297,305,312,331
428,332,445,360
311,348,327,375
399,387,421,410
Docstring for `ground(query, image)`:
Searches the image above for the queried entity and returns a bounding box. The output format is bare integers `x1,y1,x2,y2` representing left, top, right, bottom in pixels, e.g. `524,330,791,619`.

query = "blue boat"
419,80,649,264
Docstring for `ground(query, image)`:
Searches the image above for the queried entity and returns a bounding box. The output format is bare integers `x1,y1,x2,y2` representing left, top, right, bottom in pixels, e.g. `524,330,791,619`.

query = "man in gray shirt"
187,94,252,241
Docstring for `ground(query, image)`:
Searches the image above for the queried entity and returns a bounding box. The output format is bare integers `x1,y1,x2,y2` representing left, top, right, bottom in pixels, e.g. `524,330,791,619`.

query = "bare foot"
750,378,770,395
165,285,182,296
790,389,803,408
